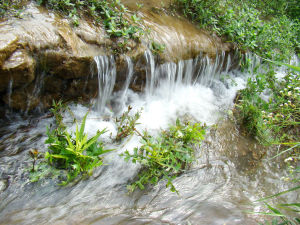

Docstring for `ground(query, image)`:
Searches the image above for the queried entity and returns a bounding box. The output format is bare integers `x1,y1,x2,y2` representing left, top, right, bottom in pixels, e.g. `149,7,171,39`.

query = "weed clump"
234,64,300,144
121,119,206,193
31,101,111,185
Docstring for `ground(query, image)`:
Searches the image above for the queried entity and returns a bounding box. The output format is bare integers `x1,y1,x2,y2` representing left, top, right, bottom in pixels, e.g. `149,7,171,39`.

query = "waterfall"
93,50,239,116
120,55,134,100
144,50,156,98
94,55,116,114
142,50,231,98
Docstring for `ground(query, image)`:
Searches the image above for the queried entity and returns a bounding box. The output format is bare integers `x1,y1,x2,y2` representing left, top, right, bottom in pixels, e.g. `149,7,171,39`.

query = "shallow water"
0,52,297,225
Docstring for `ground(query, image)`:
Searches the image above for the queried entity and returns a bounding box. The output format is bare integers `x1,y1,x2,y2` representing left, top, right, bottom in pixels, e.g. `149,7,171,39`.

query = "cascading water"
94,55,116,114
0,50,295,225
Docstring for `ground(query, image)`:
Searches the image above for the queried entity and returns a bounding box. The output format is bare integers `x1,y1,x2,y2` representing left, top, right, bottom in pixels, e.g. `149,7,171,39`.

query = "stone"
0,179,7,192
0,33,18,67
0,50,35,92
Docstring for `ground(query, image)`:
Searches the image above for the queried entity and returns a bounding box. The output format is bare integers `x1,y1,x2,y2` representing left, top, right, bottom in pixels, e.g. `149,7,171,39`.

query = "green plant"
234,63,300,144
115,106,142,141
36,0,144,40
45,112,111,184
237,61,300,224
175,0,299,61
121,119,206,193
150,41,166,55
0,0,25,18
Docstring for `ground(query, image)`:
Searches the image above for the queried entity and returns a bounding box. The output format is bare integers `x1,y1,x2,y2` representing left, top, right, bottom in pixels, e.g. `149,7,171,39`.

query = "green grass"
175,0,299,61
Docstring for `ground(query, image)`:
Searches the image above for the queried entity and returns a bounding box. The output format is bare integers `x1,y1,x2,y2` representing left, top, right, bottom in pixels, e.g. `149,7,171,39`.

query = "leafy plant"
121,119,206,193
115,106,142,142
36,0,144,42
150,41,166,55
45,112,110,184
175,0,299,61
0,0,25,18
234,64,300,144
239,60,300,224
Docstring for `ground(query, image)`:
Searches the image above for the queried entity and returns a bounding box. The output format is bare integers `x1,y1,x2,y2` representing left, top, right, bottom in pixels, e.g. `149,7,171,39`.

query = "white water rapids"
0,51,296,225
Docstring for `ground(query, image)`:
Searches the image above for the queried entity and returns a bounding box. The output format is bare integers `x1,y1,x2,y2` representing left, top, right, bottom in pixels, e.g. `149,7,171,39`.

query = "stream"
0,50,297,225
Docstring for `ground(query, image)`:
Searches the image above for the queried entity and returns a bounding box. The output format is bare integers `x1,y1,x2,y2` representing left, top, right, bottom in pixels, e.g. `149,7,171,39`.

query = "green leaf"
255,186,300,202
263,58,300,73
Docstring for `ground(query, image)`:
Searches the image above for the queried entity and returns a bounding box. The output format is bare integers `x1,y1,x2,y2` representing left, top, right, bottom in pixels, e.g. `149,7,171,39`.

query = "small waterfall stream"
0,51,295,225
94,55,116,114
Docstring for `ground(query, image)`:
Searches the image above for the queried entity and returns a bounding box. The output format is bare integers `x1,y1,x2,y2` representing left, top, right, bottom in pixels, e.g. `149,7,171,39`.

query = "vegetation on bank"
175,0,299,61
234,64,300,144
37,0,144,40
0,0,25,18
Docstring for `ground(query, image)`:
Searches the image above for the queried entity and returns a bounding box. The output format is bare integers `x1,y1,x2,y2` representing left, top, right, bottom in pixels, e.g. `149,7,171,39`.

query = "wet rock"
0,50,35,92
44,75,65,94
0,33,18,67
64,77,98,100
0,179,7,192
42,50,93,79
3,86,39,111
74,20,108,46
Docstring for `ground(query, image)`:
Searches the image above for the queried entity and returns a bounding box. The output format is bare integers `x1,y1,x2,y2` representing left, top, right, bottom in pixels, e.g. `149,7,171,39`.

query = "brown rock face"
0,50,35,92
0,34,19,67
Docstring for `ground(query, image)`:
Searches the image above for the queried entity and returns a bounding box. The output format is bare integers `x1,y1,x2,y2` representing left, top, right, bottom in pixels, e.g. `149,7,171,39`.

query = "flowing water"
0,51,297,225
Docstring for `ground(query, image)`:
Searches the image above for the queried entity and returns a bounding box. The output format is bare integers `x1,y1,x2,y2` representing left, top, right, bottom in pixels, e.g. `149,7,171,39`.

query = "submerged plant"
121,119,206,193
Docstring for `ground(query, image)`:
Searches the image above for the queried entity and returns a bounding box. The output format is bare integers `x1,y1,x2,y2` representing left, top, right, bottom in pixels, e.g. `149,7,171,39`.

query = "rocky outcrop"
0,2,235,114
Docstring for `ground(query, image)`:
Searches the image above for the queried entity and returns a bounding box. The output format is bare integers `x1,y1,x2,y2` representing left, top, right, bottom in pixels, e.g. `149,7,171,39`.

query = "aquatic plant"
29,101,111,184
121,119,206,193
45,111,110,184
